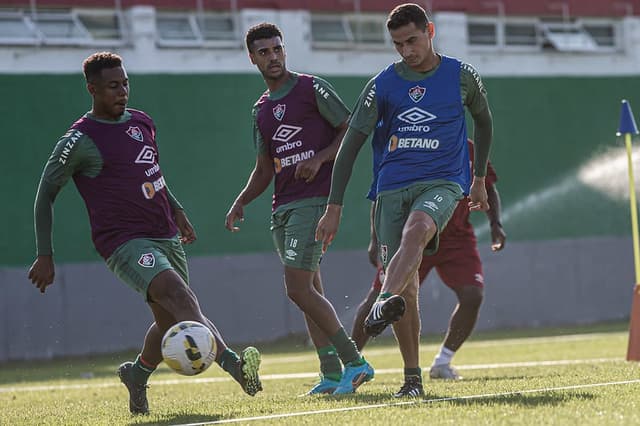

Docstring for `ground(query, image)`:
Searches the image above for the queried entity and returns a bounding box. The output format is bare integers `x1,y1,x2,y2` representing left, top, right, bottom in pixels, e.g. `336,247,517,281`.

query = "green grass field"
2,322,639,425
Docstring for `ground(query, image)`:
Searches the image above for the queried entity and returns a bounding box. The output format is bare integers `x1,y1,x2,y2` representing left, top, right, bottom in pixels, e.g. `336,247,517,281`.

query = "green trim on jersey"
35,129,102,255
327,56,494,205
86,110,132,124
251,72,350,155
34,114,184,256
348,59,490,136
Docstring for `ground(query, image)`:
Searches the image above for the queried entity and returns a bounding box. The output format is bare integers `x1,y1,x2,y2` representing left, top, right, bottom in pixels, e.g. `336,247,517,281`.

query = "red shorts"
371,244,484,291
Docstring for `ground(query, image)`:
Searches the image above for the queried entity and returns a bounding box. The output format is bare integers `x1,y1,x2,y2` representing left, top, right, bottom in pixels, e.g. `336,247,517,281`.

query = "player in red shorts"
351,139,506,396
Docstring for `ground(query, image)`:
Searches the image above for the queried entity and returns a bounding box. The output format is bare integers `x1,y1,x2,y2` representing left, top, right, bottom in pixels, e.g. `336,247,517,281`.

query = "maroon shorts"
371,244,484,291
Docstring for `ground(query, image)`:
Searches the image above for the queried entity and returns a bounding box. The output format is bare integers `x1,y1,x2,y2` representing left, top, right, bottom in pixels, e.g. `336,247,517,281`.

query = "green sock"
217,348,241,382
132,354,156,384
317,345,342,381
404,367,423,382
378,292,393,301
329,328,363,366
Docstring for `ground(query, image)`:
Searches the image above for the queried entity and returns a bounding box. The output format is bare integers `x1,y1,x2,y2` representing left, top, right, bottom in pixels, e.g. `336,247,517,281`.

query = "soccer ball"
161,321,217,376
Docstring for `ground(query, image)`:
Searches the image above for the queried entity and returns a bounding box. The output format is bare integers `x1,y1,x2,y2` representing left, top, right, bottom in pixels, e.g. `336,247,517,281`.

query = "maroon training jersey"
71,109,178,258
255,74,338,210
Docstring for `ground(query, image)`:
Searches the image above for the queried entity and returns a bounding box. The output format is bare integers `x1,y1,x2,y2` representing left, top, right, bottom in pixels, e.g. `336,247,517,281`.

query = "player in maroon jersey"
226,23,373,395
28,52,262,415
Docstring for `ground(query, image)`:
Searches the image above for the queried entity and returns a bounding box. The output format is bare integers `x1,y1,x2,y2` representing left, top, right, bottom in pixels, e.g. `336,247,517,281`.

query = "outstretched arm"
29,179,61,293
225,152,274,232
28,131,99,293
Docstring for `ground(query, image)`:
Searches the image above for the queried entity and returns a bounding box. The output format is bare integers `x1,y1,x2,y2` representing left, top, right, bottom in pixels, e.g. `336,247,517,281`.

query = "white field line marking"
267,332,626,364
0,357,622,394
172,379,640,426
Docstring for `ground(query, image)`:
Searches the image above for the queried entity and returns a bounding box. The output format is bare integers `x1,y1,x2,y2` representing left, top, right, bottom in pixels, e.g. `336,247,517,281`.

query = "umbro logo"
423,201,439,211
273,124,302,143
397,107,437,124
135,145,156,164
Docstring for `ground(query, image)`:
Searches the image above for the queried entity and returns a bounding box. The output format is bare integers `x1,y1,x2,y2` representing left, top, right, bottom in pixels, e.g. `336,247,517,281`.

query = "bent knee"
457,286,484,308
402,216,437,248
149,273,198,311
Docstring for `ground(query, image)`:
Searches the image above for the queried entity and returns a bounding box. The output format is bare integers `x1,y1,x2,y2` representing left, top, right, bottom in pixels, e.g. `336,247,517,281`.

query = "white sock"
433,346,455,366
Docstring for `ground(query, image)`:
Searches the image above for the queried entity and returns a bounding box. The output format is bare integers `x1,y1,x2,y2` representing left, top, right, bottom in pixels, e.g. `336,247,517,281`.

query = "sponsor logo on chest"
141,176,166,199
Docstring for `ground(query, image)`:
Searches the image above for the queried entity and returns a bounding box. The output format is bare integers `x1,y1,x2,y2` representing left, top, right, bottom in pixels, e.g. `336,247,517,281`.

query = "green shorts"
374,180,463,268
106,234,189,301
271,198,326,272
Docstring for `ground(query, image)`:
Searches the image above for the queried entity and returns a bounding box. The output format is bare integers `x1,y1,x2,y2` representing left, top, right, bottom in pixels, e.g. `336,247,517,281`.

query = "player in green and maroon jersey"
225,23,373,395
28,52,261,415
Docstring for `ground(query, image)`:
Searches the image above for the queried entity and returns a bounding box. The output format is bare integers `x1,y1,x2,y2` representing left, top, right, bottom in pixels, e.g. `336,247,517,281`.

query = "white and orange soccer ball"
161,321,217,376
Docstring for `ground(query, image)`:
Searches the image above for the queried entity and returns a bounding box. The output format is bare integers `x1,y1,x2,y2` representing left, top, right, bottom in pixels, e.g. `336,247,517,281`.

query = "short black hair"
82,51,123,83
245,22,283,52
387,3,430,31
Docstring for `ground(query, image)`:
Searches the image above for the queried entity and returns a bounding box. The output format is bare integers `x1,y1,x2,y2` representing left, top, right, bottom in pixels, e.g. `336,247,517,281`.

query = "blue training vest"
370,55,470,196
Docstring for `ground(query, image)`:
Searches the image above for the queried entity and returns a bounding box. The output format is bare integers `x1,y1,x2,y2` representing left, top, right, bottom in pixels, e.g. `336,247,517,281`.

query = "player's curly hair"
245,22,283,52
82,51,123,82
387,3,430,31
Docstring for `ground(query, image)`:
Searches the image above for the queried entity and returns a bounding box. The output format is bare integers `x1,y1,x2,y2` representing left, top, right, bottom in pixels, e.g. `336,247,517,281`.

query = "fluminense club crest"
126,126,144,142
138,252,155,268
273,104,286,121
408,85,426,103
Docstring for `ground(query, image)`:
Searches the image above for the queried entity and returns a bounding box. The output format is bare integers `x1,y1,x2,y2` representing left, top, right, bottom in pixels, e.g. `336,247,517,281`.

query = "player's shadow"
442,391,597,408
132,413,221,426
457,375,533,382
324,390,596,409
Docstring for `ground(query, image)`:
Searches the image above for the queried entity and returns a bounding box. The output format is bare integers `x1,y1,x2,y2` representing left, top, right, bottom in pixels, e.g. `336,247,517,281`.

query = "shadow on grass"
317,390,596,409
438,391,597,408
130,413,221,426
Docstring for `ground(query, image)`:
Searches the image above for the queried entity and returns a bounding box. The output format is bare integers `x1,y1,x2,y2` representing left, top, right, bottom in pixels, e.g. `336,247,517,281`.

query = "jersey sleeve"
460,62,490,115
34,130,102,256
461,62,493,177
348,77,379,136
251,103,268,155
312,76,350,127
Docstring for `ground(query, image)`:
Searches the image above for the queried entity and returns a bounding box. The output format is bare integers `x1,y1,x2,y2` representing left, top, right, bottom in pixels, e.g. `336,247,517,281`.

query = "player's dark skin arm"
294,120,349,183
165,185,196,244
486,184,506,251
225,152,274,232
367,201,379,267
